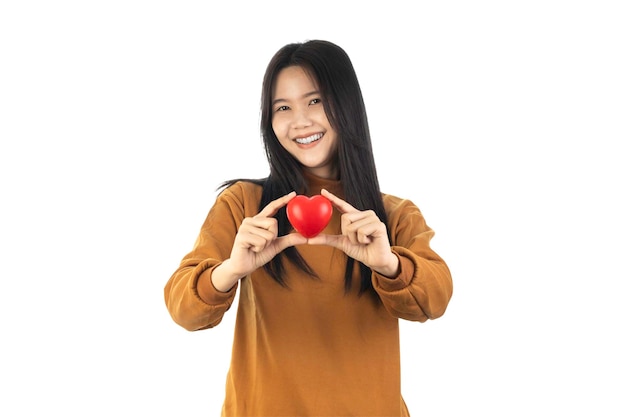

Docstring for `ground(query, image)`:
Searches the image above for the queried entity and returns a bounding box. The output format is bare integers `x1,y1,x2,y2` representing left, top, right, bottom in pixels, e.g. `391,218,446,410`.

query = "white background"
1,1,625,416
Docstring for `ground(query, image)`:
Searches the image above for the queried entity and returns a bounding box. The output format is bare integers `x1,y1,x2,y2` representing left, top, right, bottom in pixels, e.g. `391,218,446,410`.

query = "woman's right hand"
211,192,307,292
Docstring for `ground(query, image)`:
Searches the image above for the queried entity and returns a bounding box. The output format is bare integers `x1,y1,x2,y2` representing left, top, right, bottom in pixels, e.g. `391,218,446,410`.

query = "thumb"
306,233,342,248
275,232,308,251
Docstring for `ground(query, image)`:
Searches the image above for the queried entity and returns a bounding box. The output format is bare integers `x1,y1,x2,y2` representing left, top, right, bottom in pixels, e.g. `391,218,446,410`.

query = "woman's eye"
309,98,322,105
275,105,289,112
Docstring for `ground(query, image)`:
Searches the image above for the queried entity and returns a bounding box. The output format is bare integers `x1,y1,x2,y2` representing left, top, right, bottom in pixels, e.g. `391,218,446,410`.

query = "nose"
291,107,313,129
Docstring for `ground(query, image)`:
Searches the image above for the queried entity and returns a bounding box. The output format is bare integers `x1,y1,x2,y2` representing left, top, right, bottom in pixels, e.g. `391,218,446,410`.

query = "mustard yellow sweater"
164,174,453,416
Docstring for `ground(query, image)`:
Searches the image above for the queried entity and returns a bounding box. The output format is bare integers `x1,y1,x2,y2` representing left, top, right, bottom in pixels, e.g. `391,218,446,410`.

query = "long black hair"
219,40,389,294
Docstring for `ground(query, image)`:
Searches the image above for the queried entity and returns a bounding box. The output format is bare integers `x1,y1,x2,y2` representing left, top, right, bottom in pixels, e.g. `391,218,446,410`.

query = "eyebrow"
272,90,320,107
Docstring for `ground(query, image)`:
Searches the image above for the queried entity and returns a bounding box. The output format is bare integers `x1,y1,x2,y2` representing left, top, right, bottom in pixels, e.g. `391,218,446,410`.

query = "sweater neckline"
302,170,343,197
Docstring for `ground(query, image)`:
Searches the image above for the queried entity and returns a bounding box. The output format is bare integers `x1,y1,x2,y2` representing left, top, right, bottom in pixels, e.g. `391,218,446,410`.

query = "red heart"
286,195,333,238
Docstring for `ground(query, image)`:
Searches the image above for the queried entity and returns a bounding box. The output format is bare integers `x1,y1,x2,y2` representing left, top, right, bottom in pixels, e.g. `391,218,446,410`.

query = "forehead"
273,66,319,97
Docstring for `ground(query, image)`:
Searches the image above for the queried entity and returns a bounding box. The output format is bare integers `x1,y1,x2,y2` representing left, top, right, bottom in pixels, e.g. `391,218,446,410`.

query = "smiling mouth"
295,133,323,145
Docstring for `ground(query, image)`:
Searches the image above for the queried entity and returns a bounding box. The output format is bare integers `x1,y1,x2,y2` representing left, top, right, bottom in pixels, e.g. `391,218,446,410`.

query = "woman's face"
271,66,338,179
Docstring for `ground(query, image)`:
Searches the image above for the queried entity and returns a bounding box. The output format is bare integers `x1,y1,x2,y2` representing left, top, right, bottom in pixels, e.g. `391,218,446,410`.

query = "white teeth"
295,133,322,144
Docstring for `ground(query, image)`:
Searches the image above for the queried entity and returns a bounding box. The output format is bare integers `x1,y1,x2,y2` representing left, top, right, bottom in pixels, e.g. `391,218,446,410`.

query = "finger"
244,216,278,235
274,232,308,252
306,233,342,248
341,209,374,226
237,231,271,253
355,224,378,245
345,217,384,244
246,226,277,243
343,213,378,234
257,191,297,218
238,217,277,244
320,189,357,214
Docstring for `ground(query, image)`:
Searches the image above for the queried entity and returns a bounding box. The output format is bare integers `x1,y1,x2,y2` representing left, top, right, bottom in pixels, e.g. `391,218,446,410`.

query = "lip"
293,132,324,145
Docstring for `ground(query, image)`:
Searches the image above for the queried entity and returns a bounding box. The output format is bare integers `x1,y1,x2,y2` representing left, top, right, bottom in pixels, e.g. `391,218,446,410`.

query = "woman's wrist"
373,253,400,278
212,259,244,292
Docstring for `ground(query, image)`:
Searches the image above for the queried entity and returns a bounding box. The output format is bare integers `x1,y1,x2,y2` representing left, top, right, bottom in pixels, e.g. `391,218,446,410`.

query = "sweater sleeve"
164,184,248,331
372,196,453,322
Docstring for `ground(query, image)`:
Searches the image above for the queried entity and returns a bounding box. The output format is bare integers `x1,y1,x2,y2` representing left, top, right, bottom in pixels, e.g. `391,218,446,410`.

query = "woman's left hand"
307,189,400,277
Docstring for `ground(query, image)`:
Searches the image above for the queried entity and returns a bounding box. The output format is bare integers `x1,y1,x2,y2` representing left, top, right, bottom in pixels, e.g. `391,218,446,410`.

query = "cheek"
272,118,290,142
312,106,331,124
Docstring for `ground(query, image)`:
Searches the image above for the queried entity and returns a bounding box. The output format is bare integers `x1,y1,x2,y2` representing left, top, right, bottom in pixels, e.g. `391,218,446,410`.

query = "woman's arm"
372,196,453,322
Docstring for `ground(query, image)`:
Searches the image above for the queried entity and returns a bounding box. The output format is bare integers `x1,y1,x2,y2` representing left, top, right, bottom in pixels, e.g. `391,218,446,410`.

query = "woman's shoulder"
214,179,265,215
381,192,432,239
382,192,416,209
220,179,263,195
219,179,263,199
381,192,424,219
